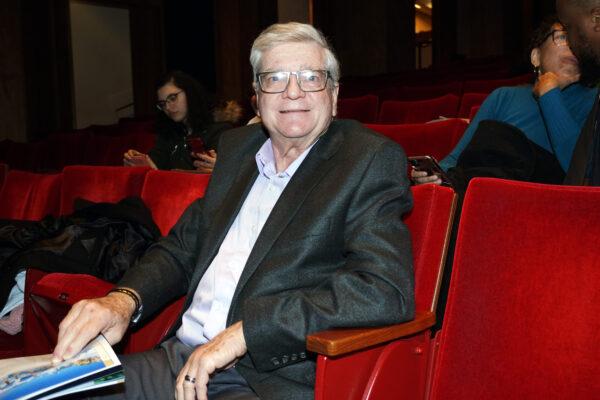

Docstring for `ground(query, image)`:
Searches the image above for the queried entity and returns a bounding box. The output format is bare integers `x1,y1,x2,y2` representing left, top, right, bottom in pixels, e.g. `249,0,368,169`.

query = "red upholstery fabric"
140,170,211,236
0,162,7,192
457,92,488,118
124,132,156,155
0,170,62,220
60,165,149,215
336,94,379,123
367,118,468,161
378,94,460,124
462,73,534,94
3,141,43,171
429,178,600,399
313,185,457,400
24,169,211,356
468,105,480,121
397,81,463,101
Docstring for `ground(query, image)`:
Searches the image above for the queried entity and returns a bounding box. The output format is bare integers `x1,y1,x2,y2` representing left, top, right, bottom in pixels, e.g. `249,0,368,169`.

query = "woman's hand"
411,169,442,185
533,71,580,97
192,150,217,174
123,149,157,169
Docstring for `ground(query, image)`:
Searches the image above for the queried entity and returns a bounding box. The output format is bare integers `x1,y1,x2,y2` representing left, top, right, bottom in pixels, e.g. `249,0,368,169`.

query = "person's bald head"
557,0,600,84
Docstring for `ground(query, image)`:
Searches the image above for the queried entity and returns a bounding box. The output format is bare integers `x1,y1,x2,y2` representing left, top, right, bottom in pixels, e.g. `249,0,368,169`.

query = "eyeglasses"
256,70,330,93
544,29,568,47
156,91,183,111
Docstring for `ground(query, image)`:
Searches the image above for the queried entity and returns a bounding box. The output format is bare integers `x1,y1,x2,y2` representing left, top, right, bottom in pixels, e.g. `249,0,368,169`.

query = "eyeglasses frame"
543,29,568,47
156,90,183,111
256,70,331,94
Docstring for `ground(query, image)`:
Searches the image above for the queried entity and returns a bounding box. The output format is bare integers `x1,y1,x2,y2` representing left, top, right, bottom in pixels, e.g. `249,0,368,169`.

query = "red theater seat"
397,81,463,101
457,92,488,118
367,119,468,161
0,170,62,220
24,170,211,356
60,165,149,215
378,94,460,124
309,178,600,399
336,94,379,123
308,184,457,400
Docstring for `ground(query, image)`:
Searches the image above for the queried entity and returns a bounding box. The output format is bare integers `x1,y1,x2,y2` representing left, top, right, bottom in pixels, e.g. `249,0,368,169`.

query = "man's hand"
411,169,442,185
192,150,217,174
52,292,136,363
175,321,247,400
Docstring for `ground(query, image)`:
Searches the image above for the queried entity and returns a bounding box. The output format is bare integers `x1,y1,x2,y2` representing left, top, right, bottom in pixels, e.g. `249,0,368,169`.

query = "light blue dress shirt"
177,138,316,347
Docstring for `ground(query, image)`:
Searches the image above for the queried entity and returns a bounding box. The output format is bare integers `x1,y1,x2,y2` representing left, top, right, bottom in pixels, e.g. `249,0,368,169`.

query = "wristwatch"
108,287,143,326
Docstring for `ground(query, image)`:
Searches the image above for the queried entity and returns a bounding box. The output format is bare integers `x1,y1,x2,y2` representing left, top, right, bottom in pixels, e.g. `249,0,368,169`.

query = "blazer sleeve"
117,198,206,321
242,142,415,372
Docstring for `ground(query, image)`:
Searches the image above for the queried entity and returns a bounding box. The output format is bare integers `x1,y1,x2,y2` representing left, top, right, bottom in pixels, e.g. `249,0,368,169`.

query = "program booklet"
0,335,123,400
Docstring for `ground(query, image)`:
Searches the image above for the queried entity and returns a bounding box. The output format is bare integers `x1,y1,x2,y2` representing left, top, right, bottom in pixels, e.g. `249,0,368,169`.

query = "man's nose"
284,73,305,99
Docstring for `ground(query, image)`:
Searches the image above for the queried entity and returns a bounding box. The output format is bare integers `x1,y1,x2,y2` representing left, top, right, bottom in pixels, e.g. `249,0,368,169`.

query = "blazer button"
281,355,289,364
299,352,306,359
270,357,280,366
291,353,298,361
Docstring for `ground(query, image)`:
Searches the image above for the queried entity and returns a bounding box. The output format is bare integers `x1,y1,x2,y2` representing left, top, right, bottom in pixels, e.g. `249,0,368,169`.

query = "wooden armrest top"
306,310,435,357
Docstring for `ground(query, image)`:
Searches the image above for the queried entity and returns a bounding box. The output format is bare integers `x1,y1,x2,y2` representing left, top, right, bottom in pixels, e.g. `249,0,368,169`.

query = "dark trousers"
84,338,259,400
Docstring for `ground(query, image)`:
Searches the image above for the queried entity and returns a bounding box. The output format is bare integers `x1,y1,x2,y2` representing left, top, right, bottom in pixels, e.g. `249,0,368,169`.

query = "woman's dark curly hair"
529,14,562,54
155,70,213,136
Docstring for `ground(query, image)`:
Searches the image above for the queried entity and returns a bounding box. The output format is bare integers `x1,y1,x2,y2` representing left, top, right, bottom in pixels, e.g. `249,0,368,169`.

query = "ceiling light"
415,3,422,9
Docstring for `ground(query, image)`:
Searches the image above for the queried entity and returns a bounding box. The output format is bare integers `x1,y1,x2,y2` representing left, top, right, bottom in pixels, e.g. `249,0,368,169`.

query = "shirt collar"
256,138,318,179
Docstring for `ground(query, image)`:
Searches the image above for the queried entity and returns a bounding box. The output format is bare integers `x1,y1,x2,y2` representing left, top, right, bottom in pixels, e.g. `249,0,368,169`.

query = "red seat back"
336,94,379,123
429,178,600,399
367,119,468,161
457,92,488,118
312,184,457,400
60,165,149,215
25,169,211,356
378,94,460,124
397,81,463,101
0,170,62,220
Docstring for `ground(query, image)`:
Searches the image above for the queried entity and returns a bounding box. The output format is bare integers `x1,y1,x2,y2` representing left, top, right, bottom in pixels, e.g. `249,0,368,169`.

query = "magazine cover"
0,335,123,400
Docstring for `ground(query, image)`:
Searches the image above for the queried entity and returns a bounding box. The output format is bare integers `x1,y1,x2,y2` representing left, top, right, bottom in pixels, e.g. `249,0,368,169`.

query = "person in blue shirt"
413,16,596,184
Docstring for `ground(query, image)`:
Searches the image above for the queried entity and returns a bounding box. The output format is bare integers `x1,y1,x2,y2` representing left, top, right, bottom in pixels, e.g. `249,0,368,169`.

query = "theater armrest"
307,310,435,357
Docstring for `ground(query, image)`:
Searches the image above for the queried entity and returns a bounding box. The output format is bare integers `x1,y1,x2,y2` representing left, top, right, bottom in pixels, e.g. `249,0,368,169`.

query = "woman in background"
124,70,241,173
413,15,596,184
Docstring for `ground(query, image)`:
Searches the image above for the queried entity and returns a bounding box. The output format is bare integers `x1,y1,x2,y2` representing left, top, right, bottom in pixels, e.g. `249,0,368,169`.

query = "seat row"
337,92,490,124
1,165,599,398
0,130,155,173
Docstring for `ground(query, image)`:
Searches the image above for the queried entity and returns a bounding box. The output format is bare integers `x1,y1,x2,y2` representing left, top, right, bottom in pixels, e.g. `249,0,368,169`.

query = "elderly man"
557,0,600,184
53,22,414,400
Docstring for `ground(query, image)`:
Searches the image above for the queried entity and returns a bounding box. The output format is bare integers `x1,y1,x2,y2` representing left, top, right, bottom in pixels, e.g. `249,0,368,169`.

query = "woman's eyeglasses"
156,91,183,111
544,30,568,47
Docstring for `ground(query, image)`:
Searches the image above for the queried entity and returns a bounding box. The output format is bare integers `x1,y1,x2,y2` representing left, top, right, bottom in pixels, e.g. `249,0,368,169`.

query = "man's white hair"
250,22,340,87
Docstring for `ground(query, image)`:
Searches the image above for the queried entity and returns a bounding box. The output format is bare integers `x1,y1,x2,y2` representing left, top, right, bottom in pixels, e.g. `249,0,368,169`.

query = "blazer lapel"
229,124,345,311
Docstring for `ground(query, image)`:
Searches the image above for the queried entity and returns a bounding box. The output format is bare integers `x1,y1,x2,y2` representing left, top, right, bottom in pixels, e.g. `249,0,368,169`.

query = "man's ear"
331,84,339,117
252,84,261,117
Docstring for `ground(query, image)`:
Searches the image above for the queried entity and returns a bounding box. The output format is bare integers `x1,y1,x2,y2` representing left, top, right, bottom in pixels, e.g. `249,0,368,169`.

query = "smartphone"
408,155,453,187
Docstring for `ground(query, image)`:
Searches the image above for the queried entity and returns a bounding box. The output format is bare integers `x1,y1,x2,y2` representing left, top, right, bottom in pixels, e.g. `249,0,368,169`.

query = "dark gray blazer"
120,119,415,399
